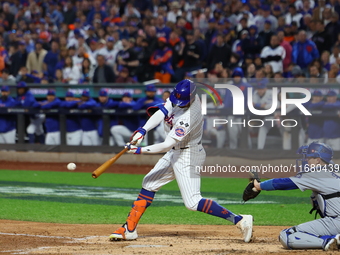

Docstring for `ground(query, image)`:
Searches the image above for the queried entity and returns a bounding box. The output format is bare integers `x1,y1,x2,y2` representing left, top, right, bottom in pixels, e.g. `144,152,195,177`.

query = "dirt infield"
0,220,332,255
0,161,334,254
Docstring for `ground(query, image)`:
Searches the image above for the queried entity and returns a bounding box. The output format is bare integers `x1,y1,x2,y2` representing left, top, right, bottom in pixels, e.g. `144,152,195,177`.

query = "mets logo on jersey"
175,126,186,137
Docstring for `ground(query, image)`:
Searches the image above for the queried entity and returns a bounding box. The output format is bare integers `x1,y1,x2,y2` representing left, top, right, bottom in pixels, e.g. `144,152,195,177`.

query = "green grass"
0,170,313,226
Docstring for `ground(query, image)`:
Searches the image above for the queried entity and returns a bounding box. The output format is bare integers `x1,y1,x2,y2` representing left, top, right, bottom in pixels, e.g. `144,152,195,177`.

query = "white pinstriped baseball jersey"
163,94,203,149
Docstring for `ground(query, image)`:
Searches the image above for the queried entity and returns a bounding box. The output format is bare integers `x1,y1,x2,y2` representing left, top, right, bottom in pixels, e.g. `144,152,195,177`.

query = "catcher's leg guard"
279,227,331,249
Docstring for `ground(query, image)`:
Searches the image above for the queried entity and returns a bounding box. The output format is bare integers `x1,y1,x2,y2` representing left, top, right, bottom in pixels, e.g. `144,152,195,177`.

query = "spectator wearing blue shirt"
60,92,82,146
97,89,119,145
43,41,59,82
292,30,319,70
111,92,138,146
16,81,45,144
0,86,19,144
323,90,340,151
35,90,61,145
78,90,100,146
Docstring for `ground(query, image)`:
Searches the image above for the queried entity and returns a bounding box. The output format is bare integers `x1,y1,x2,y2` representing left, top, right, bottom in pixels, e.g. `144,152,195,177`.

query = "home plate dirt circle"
0,220,330,255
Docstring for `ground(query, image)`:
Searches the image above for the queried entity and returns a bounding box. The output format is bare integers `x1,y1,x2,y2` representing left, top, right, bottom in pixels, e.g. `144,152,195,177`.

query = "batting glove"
125,143,142,154
130,127,146,146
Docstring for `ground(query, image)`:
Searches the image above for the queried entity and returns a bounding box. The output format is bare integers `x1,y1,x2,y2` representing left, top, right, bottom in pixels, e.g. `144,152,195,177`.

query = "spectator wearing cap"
299,0,313,16
43,41,60,82
285,4,303,26
78,90,100,146
272,5,282,19
0,86,18,144
67,28,86,49
114,38,139,79
236,17,249,39
323,90,340,150
111,92,138,146
156,15,172,40
207,33,232,71
96,89,119,145
167,1,182,23
35,90,61,145
292,30,319,70
16,81,45,144
93,54,116,84
251,80,276,149
258,20,274,48
260,35,286,73
0,69,15,85
60,91,82,146
223,68,252,149
173,30,203,82
305,90,325,144
62,56,80,84
26,40,47,74
312,21,332,54
150,37,174,83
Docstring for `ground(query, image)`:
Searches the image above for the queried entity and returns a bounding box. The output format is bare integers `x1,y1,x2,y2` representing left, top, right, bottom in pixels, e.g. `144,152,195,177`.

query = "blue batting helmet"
306,141,334,164
170,79,196,107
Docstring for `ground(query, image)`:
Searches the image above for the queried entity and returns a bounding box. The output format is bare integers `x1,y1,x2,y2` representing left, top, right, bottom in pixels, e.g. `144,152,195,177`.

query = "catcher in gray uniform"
245,141,340,251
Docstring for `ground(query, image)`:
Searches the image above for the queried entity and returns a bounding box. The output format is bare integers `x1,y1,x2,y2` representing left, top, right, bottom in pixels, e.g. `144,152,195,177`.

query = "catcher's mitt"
242,171,261,202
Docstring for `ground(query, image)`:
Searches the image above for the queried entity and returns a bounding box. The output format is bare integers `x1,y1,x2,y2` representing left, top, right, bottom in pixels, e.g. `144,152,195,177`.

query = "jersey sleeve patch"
175,126,186,137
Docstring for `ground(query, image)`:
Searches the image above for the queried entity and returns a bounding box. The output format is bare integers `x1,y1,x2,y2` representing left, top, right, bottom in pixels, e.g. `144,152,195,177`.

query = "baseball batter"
252,141,340,251
109,79,253,243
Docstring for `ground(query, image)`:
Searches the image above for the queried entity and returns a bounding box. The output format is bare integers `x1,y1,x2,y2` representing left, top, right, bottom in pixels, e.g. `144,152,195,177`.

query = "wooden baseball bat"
92,147,129,179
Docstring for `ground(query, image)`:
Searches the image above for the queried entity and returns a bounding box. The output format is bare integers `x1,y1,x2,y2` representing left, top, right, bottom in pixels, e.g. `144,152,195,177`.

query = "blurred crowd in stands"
1,0,340,84
0,0,340,150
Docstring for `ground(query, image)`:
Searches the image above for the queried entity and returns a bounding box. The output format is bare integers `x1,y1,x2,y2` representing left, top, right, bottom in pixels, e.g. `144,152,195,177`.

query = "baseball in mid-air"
67,163,76,171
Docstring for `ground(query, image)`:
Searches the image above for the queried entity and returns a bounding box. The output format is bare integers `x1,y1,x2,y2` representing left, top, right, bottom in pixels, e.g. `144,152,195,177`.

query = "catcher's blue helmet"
306,141,334,164
170,79,196,107
296,141,334,170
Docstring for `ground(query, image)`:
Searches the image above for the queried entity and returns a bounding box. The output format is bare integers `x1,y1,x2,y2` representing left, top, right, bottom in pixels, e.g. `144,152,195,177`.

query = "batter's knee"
183,196,201,211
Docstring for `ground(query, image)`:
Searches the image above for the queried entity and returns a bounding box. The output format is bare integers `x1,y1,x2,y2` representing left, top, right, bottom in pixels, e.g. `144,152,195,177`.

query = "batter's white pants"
66,130,82,146
325,138,340,151
45,131,60,145
227,116,251,149
111,125,132,146
0,129,16,144
82,130,100,146
142,144,206,211
27,114,45,135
